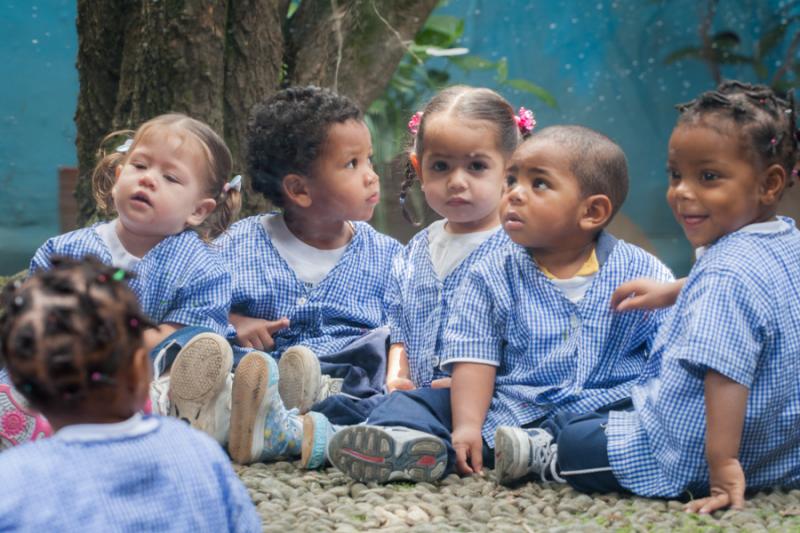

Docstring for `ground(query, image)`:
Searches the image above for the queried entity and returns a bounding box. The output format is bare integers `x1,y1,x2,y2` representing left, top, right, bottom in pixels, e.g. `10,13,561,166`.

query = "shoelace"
533,442,564,483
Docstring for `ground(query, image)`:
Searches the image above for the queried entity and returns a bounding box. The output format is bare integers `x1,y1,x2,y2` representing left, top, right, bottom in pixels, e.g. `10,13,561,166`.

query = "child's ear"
186,198,217,226
128,346,152,409
760,163,786,205
579,194,613,232
115,164,122,179
282,173,313,208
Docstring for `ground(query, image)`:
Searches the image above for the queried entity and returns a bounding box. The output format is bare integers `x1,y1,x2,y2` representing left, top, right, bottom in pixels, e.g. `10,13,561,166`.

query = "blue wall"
0,0,77,274
0,0,793,275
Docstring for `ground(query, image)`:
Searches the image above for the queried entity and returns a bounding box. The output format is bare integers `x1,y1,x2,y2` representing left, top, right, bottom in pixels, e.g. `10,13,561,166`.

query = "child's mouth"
681,214,707,227
131,193,152,207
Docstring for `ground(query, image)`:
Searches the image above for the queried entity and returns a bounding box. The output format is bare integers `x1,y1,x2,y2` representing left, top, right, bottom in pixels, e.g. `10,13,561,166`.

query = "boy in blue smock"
327,125,674,483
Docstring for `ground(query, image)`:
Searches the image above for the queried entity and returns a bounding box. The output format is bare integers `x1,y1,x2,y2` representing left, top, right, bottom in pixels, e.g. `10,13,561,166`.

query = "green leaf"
450,55,496,71
424,15,464,39
506,79,558,108
496,57,508,83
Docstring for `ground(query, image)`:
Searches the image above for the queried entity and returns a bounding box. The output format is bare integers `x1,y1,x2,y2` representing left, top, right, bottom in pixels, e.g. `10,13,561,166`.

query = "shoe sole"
328,426,447,484
229,354,271,464
494,427,529,485
168,333,232,436
278,346,319,414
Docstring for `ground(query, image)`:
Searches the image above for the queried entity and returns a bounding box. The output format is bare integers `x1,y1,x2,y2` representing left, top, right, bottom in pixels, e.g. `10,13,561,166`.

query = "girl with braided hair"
0,257,259,531
515,80,800,513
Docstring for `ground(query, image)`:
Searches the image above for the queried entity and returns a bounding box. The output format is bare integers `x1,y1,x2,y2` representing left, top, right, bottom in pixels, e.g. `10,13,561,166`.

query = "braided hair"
0,256,153,411
400,86,524,225
676,80,798,185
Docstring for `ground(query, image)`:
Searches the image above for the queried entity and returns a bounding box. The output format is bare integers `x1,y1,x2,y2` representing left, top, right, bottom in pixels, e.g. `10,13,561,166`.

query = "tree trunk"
75,0,439,225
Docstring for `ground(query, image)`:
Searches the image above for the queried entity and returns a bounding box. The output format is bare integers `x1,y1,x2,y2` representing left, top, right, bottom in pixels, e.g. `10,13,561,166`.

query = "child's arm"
143,323,179,354
386,342,415,393
229,313,290,352
685,370,748,514
451,362,496,475
611,278,686,312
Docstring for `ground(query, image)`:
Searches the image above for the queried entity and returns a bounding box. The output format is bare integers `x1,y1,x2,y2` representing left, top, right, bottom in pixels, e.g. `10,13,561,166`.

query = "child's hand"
684,458,746,514
431,377,452,389
610,278,683,312
230,313,289,351
452,425,484,475
386,378,415,393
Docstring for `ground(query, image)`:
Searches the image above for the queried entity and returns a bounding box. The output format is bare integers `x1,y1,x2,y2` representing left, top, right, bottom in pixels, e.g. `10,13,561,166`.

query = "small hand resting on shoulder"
611,277,686,312
230,313,289,351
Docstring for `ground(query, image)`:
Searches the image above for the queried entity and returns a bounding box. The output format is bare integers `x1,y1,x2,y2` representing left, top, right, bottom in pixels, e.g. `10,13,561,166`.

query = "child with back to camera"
530,81,800,513
0,257,259,531
298,86,529,469
12,113,243,448
327,125,674,484
189,86,401,465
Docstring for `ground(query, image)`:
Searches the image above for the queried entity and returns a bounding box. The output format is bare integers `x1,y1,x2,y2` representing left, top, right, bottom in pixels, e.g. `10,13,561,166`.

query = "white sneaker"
149,374,172,416
301,411,335,469
317,374,343,401
494,426,564,485
328,425,447,484
278,346,321,414
167,332,233,445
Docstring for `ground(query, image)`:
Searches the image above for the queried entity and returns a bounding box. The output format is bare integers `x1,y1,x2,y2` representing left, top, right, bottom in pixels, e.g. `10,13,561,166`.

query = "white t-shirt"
96,219,141,270
550,273,596,303
263,213,349,286
695,218,790,260
427,219,500,279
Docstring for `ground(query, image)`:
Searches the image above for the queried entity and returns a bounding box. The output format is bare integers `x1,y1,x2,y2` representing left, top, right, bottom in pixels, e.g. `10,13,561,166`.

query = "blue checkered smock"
386,226,510,387
219,214,401,362
442,232,674,447
607,218,800,498
29,225,231,335
0,416,260,532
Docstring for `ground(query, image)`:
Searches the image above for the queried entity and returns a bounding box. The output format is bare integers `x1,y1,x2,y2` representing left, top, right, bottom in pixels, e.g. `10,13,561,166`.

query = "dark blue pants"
540,399,630,494
364,387,495,475
313,326,389,400
312,393,389,425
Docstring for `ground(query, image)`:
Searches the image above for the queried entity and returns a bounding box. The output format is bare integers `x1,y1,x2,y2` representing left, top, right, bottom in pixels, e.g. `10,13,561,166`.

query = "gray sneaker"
494,426,564,485
329,425,447,484
278,345,320,414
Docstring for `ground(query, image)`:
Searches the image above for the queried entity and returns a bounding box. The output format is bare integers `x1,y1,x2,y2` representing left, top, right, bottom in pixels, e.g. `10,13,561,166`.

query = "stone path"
238,461,800,532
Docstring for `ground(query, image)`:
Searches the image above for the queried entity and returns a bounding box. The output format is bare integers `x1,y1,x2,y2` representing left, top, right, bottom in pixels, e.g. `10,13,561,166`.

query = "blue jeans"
150,326,215,377
312,326,389,400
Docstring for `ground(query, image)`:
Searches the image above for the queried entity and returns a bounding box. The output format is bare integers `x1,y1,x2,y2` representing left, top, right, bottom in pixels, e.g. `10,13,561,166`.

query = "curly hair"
0,256,153,412
400,86,522,224
246,86,363,208
676,80,798,185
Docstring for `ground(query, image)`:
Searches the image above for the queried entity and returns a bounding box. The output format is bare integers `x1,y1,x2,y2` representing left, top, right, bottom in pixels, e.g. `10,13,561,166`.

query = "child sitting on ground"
327,125,674,483
180,86,401,465
520,81,800,514
0,257,259,531
3,113,241,447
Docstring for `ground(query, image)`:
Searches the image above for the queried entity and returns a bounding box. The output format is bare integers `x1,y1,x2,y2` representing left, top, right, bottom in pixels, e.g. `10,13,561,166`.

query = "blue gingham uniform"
29,225,231,335
606,218,800,498
219,214,401,362
442,232,674,447
0,416,260,532
386,226,510,387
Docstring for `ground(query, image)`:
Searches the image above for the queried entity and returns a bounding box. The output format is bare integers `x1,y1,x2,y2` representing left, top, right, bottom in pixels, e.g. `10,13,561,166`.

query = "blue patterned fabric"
219,214,401,362
386,226,510,387
442,232,674,447
607,218,800,498
29,225,232,336
0,416,260,532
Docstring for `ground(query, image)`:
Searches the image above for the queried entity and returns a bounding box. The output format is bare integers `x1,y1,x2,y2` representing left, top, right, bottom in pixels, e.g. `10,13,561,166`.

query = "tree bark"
74,0,437,225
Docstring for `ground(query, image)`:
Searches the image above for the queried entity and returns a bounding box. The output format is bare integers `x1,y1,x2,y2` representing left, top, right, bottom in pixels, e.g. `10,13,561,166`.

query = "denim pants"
312,326,389,400
150,326,215,377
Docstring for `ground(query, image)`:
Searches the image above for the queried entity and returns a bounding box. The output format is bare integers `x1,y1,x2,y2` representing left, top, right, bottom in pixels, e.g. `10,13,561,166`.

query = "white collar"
695,218,790,259
55,412,159,443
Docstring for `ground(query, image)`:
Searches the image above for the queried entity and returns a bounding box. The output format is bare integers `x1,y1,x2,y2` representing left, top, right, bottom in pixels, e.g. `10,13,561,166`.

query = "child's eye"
132,162,146,170
345,159,357,169
164,174,179,184
368,155,375,167
533,178,549,190
667,168,680,181
468,161,488,172
700,171,719,182
431,161,448,172
505,174,517,187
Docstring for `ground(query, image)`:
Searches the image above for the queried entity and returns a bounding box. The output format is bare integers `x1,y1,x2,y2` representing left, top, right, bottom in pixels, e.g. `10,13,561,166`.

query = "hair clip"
514,107,536,135
129,317,139,328
12,295,23,308
112,269,126,282
223,174,242,194
116,138,133,153
97,274,108,283
408,112,423,135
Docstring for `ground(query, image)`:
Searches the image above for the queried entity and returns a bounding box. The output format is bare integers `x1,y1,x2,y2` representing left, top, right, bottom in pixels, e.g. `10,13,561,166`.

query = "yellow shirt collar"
539,248,599,280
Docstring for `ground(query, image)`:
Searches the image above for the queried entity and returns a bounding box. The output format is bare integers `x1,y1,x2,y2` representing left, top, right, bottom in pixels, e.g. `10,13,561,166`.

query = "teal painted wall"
0,0,794,275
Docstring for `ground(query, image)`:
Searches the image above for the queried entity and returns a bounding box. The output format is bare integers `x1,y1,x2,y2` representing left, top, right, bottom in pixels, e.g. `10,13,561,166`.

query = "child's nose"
138,172,156,189
447,171,468,190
